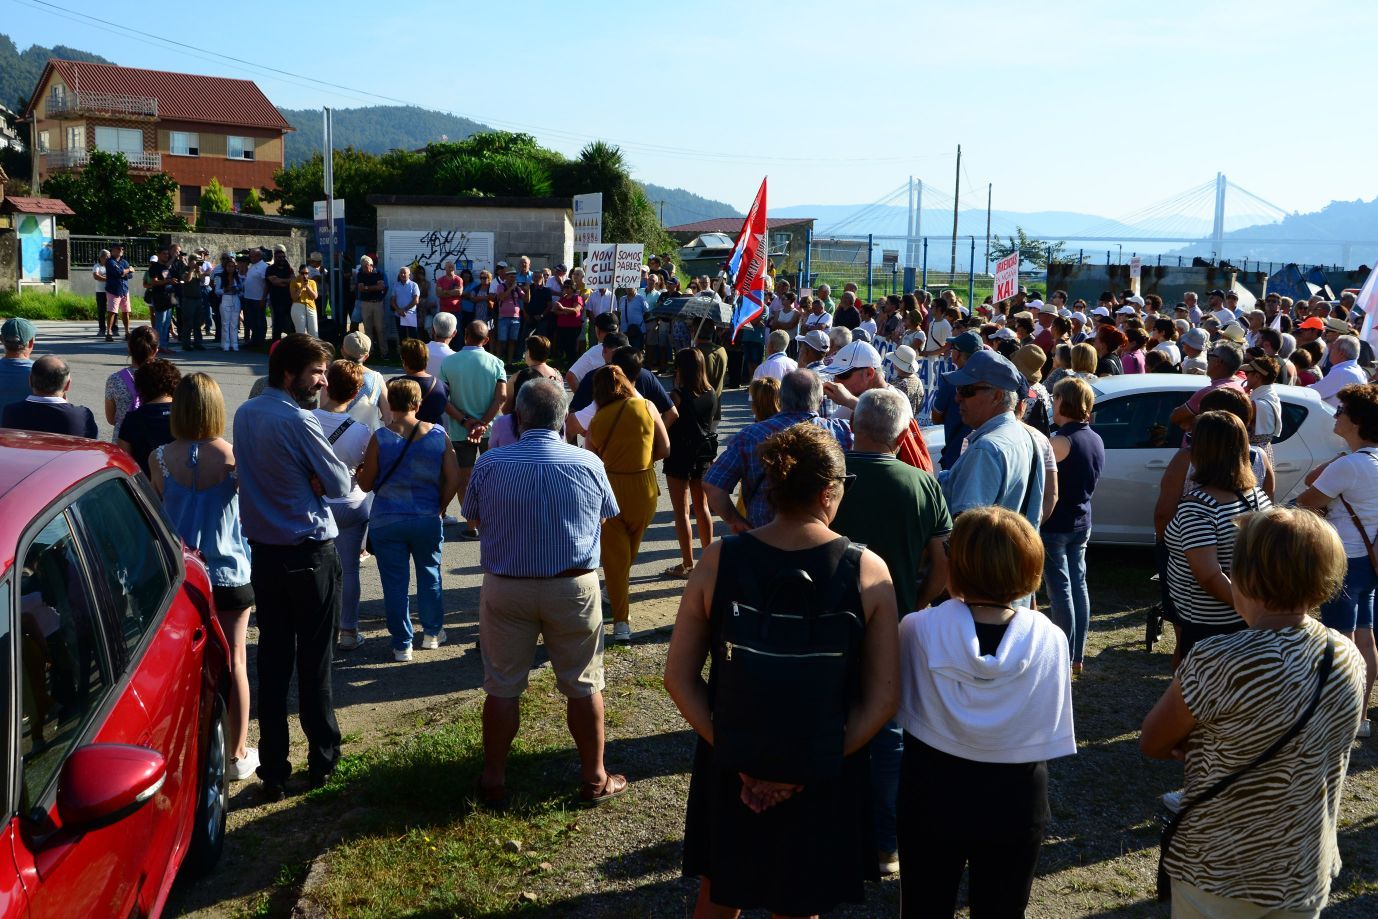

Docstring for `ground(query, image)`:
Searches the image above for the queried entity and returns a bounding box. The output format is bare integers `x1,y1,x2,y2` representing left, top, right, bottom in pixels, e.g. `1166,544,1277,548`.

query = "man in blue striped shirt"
461,378,629,805
704,368,853,532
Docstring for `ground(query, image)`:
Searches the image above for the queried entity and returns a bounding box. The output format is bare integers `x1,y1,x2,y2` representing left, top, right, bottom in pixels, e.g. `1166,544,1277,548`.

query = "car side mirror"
56,744,166,833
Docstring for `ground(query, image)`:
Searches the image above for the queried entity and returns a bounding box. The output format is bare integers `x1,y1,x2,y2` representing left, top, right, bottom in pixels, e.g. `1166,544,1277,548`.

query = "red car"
0,430,230,917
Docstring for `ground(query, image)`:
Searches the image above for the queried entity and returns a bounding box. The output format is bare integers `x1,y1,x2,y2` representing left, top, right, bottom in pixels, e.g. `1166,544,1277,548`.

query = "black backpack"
711,536,865,784
1025,395,1052,435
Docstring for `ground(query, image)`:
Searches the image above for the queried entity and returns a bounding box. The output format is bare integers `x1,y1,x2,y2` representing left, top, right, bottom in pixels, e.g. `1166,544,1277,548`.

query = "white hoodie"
898,599,1076,764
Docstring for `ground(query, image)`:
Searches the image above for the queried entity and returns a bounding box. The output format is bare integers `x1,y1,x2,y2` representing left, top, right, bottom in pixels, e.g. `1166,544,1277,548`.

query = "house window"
48,84,65,109
231,188,249,209
180,185,201,209
227,135,255,160
66,126,84,150
94,126,143,155
37,130,50,153
169,131,199,156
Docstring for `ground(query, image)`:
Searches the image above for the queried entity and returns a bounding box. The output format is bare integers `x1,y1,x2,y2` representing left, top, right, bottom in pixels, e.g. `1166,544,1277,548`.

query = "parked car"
0,430,230,918
923,375,1343,545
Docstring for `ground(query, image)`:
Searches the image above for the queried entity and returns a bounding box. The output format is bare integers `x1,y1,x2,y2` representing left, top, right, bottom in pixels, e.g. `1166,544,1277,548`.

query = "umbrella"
652,292,732,324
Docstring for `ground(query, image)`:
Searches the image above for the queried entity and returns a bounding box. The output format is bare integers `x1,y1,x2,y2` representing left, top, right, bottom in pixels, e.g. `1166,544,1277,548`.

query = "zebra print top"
1169,617,1366,910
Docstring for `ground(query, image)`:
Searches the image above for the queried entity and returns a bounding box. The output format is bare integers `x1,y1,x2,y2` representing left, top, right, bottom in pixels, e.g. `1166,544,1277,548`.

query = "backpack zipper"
724,641,845,660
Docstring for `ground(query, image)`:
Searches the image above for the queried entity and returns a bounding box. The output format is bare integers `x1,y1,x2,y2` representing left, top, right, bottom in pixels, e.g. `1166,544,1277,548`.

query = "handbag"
711,536,865,784
1156,635,1335,901
369,423,421,493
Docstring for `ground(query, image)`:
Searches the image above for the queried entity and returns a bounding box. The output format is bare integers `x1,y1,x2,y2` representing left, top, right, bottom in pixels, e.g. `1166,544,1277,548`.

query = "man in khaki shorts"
461,377,628,807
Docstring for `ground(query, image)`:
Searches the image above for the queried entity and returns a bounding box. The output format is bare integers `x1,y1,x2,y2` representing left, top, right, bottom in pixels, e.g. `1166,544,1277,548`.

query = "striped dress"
1168,618,1366,909
1165,487,1272,626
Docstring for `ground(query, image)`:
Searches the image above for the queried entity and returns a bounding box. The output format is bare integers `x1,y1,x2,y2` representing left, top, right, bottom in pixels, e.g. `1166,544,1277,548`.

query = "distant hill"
643,183,742,227
277,105,487,164
1164,196,1378,269
0,34,113,110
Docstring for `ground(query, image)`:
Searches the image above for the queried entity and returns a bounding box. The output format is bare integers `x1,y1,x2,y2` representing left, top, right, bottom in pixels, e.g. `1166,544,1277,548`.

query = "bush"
0,290,150,321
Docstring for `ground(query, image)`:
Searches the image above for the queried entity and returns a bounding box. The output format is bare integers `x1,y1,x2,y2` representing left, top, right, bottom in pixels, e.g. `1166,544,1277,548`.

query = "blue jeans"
868,718,903,854
331,496,373,631
1320,554,1377,632
153,308,173,348
1043,528,1091,664
243,297,266,346
370,516,444,650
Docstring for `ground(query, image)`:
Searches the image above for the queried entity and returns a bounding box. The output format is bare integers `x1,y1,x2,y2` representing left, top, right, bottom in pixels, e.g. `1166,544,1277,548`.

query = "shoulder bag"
1157,635,1336,901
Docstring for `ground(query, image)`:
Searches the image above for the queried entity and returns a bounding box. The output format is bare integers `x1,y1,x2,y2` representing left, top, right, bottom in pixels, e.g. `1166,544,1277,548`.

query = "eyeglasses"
956,383,994,398
1335,405,1347,417
819,473,857,493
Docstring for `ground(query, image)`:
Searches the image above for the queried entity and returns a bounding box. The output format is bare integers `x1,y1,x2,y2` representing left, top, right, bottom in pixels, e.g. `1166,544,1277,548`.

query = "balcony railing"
47,91,158,119
44,149,163,171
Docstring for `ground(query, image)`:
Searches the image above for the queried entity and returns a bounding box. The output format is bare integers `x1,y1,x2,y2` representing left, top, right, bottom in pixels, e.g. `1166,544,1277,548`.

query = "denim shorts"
1320,553,1377,632
496,316,522,341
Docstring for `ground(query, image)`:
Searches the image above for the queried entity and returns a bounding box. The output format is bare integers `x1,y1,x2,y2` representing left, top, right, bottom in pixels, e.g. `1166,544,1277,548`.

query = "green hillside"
0,34,113,110
277,105,487,165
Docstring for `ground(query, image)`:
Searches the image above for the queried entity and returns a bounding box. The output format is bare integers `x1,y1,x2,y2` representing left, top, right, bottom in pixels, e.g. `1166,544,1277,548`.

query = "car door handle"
1144,460,1169,470
1273,462,1299,472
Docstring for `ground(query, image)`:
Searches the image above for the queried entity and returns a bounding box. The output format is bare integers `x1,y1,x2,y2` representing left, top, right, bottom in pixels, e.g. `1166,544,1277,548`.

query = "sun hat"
341,327,372,359
1322,316,1352,335
1220,322,1247,343
1011,344,1047,384
889,344,919,374
1180,328,1209,351
802,329,831,353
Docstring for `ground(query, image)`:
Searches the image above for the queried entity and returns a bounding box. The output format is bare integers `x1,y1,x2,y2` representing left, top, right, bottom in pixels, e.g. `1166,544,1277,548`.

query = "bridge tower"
1211,172,1227,259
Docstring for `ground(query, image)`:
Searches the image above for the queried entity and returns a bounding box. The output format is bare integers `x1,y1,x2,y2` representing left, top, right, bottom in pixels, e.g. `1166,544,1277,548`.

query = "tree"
240,187,265,215
41,151,187,235
199,177,231,213
551,141,672,255
988,225,1069,269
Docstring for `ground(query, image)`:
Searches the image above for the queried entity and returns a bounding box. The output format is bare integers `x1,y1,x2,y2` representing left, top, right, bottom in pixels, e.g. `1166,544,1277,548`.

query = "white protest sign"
994,252,1019,302
1129,256,1142,280
573,192,603,252
613,244,644,289
585,242,617,289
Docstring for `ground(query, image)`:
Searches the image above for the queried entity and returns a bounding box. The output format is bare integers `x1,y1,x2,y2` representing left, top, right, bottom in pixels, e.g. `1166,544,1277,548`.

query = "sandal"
663,563,694,579
475,779,510,811
580,773,629,805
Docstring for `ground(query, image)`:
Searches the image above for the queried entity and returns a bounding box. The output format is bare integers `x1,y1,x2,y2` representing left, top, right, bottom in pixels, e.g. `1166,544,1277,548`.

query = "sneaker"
338,629,364,651
1359,719,1372,739
458,527,480,540
228,747,260,782
105,334,114,343
1162,790,1184,814
878,851,900,876
421,629,447,650
442,515,461,527
394,646,413,662
612,622,631,645
259,780,286,803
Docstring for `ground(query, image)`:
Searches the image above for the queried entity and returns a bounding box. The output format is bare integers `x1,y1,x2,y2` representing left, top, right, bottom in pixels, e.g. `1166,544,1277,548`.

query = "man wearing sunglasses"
939,350,1046,530
822,340,935,474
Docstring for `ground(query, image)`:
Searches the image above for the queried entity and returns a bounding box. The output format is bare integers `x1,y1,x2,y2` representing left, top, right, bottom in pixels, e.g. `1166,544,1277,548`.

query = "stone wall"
0,230,16,293
62,228,309,297
370,196,574,271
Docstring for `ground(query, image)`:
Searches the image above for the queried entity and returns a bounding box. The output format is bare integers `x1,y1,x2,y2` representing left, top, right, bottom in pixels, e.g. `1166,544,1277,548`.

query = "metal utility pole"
323,107,339,327
984,183,992,273
950,144,961,275
657,200,665,225
906,176,914,268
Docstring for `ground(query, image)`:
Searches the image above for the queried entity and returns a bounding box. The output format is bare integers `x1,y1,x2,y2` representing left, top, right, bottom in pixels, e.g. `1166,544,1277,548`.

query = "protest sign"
1129,256,1142,280
573,193,603,252
994,253,1019,302
585,242,617,289
613,244,644,289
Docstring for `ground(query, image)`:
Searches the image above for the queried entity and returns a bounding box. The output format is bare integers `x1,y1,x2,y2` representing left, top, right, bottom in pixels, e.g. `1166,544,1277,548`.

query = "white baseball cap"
821,340,883,376
1116,305,1137,315
1091,306,1111,317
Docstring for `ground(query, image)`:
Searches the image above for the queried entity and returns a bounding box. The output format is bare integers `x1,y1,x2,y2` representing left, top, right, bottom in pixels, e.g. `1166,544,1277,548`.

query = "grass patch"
0,289,150,321
304,672,593,917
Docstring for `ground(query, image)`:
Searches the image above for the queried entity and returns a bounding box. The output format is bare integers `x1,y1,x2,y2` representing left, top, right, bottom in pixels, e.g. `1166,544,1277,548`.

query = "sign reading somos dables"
614,244,644,289
994,252,1019,302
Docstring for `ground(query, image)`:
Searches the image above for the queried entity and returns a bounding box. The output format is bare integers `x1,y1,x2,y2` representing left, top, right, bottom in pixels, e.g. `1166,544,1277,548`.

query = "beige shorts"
479,571,604,698
107,294,131,314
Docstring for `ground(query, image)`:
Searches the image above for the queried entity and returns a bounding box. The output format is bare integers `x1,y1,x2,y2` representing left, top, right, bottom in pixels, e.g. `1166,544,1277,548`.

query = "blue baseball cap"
949,331,984,354
943,349,1027,393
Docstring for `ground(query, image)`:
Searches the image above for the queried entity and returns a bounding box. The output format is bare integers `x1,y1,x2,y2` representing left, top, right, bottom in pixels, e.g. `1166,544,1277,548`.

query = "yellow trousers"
601,469,659,624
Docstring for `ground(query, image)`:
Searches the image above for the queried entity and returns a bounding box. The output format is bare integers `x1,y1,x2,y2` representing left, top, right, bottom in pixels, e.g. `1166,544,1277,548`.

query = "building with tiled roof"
21,59,294,217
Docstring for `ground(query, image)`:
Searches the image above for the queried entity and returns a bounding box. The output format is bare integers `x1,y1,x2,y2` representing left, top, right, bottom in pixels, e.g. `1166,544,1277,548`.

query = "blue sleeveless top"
1045,422,1105,534
156,443,252,587
370,424,449,530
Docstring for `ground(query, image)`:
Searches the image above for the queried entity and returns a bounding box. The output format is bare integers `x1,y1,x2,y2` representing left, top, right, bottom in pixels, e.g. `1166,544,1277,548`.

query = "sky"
5,0,1378,222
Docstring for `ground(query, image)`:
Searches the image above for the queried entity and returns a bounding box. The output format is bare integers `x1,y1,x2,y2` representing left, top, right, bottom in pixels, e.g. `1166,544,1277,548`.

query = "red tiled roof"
1,196,76,215
28,60,293,132
666,216,814,234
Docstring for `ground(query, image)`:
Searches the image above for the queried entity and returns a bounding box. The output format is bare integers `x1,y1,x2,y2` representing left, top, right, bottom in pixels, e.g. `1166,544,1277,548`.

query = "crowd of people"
2,254,1376,917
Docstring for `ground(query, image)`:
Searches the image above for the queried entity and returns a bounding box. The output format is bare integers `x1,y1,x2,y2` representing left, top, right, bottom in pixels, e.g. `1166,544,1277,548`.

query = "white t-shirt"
858,319,878,336
426,340,455,377
567,346,605,387
753,351,798,382
586,289,614,317
1213,307,1236,326
1153,341,1182,365
803,310,832,332
773,307,800,341
926,318,952,353
311,409,373,505
1314,449,1378,558
242,260,269,300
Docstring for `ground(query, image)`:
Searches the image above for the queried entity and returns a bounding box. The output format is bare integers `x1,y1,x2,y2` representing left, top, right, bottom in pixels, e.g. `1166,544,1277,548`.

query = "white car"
923,375,1344,545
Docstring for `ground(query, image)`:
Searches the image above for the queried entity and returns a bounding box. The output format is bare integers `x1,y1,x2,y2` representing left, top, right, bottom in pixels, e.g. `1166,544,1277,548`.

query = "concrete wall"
1046,263,1264,305
373,204,574,271
62,228,309,297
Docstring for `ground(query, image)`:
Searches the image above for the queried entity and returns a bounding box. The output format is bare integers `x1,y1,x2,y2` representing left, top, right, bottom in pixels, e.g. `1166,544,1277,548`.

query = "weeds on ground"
0,290,150,321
